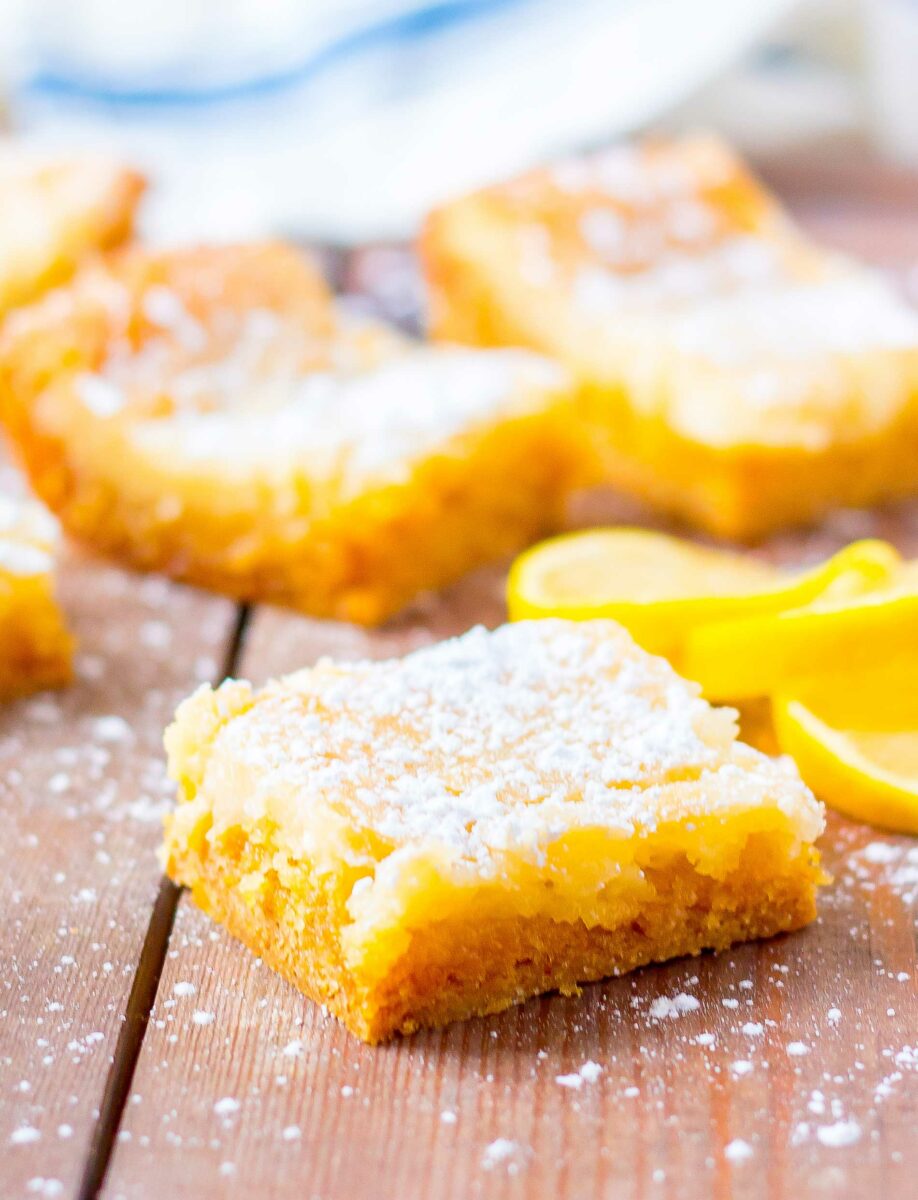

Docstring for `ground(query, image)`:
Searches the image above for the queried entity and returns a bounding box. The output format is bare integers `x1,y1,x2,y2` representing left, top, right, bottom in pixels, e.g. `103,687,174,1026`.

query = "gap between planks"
75,604,252,1200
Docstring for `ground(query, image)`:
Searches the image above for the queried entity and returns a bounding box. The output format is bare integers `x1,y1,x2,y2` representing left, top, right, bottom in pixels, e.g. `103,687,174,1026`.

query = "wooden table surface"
2,142,917,1200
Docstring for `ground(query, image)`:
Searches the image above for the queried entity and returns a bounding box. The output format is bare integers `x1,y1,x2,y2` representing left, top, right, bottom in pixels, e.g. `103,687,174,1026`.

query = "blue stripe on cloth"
23,0,529,108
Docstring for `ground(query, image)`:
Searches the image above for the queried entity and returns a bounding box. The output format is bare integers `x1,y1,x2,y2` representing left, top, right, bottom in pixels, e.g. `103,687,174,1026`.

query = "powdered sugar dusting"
481,1137,531,1174
556,1060,602,1089
816,1119,861,1148
649,992,701,1020
60,251,568,491
0,497,59,578
142,348,567,488
172,621,821,879
724,1137,754,1163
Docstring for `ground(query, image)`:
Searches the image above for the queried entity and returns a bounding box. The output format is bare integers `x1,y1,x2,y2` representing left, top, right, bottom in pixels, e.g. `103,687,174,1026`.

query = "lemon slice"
774,663,918,833
684,556,917,701
507,528,900,659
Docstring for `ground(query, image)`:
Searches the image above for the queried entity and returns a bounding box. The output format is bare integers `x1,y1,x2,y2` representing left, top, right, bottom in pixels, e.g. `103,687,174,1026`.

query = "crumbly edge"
0,574,74,700
576,385,918,541
164,814,824,1044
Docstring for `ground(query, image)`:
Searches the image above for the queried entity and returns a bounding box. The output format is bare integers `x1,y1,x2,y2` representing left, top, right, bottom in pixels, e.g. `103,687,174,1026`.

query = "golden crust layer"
0,243,586,624
421,134,918,539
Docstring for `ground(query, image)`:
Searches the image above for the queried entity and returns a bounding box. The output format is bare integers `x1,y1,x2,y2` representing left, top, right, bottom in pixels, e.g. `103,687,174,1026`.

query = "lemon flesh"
773,663,918,834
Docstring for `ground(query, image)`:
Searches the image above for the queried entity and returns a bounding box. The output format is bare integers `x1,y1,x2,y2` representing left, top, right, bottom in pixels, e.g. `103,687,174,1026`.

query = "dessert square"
0,243,587,625
422,134,918,539
162,620,825,1043
0,147,144,316
0,496,74,700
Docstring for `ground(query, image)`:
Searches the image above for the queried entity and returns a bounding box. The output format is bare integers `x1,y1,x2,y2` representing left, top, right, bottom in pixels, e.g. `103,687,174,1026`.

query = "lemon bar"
0,496,73,700
0,146,144,316
0,243,586,625
162,620,825,1043
422,134,918,539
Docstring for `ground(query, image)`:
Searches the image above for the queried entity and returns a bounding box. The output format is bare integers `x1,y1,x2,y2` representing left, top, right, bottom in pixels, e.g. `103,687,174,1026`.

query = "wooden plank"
105,505,918,1200
0,536,238,1200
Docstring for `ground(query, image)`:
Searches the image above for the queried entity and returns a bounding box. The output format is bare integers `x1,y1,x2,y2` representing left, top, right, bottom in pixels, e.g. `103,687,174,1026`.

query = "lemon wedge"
683,555,916,701
507,528,900,659
773,663,918,833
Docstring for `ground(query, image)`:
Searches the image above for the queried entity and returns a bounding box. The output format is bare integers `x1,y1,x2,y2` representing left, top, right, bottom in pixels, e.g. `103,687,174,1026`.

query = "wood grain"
0,540,238,1200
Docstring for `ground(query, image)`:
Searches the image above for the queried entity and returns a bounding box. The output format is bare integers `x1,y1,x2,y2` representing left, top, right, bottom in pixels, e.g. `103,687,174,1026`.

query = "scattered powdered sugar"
649,993,700,1020
25,1180,63,1198
556,1060,602,1089
555,1073,584,1089
213,1097,240,1117
861,842,900,865
140,620,173,651
816,1120,861,1148
481,1138,531,1174
845,841,918,905
724,1138,754,1164
91,716,134,745
579,1060,603,1084
10,1125,41,1146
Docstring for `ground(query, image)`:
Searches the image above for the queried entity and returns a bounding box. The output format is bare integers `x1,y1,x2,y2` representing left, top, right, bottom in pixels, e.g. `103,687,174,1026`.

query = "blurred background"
0,0,915,247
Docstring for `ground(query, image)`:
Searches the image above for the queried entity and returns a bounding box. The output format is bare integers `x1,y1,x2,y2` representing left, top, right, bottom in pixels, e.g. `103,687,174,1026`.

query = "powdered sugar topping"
141,347,566,487
174,621,821,881
0,497,59,577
